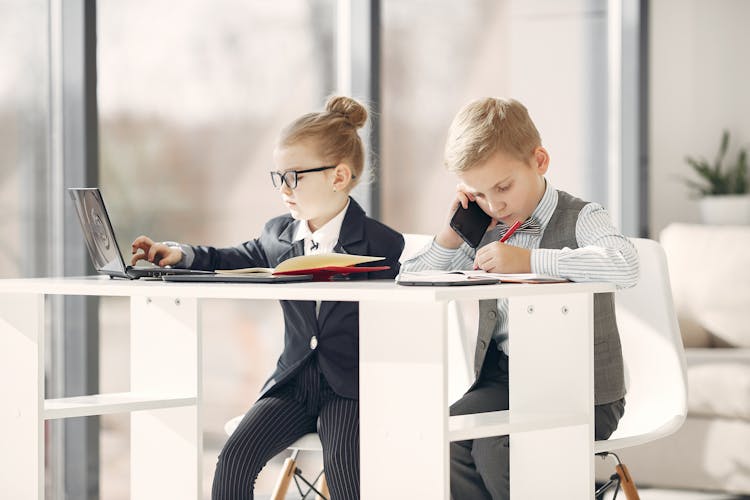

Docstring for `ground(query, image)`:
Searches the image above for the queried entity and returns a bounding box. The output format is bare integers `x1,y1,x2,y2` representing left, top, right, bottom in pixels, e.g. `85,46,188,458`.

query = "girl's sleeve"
188,238,271,271
183,220,276,272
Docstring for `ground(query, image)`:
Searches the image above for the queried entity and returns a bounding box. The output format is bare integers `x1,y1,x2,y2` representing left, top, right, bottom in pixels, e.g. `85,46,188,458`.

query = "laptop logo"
91,209,111,250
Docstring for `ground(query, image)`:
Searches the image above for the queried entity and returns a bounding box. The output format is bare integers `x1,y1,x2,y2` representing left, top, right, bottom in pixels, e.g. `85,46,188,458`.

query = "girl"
131,96,404,500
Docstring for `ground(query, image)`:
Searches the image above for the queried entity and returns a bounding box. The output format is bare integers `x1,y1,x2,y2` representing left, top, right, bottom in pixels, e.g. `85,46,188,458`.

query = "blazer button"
479,340,486,349
488,310,497,319
310,336,318,350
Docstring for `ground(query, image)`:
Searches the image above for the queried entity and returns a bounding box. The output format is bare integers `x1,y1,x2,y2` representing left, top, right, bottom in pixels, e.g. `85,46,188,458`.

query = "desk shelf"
44,392,197,420
449,410,588,442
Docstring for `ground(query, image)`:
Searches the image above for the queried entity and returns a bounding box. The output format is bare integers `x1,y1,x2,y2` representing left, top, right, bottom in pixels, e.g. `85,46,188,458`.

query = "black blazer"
187,198,404,399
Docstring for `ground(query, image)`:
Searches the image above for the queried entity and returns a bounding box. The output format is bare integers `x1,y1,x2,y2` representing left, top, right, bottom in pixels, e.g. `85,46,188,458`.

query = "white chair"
594,238,688,497
399,232,434,265
407,235,687,498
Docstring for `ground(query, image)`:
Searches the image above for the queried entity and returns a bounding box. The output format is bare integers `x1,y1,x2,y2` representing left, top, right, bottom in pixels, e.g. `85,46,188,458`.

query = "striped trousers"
211,357,360,500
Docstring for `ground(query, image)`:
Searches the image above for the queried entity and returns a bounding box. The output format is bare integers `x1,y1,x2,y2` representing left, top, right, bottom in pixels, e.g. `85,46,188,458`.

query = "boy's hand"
474,242,531,274
130,235,183,267
435,184,496,249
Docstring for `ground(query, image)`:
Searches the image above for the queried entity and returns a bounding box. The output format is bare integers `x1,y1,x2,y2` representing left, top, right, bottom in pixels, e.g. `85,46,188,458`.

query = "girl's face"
272,141,350,231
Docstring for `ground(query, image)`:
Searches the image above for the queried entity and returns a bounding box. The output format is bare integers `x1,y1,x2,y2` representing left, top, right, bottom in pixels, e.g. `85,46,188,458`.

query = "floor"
100,421,750,499
599,489,749,499
253,490,749,500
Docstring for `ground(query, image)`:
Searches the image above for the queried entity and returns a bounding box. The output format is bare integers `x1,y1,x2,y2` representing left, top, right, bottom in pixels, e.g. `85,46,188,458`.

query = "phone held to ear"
449,201,492,248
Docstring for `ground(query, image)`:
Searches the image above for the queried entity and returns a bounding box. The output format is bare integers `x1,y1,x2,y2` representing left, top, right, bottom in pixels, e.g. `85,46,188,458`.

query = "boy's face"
456,147,549,226
272,141,344,226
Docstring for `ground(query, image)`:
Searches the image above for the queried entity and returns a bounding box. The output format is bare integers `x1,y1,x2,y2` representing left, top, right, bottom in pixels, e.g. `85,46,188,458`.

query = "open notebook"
214,253,389,281
164,253,390,283
397,270,568,286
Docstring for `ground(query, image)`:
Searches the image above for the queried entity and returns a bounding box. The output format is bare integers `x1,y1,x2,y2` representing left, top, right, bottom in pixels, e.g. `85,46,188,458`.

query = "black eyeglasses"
270,165,337,190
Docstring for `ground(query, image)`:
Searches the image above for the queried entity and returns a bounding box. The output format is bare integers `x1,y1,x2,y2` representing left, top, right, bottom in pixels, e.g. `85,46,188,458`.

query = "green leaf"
714,130,730,177
733,149,748,194
686,156,711,177
681,177,711,197
683,131,747,195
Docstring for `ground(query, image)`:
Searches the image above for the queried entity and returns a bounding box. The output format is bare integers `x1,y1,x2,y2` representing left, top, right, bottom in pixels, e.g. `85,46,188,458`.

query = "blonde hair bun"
278,96,369,191
325,95,368,129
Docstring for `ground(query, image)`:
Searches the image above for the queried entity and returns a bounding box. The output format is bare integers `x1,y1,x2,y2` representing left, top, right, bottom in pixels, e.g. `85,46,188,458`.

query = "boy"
401,98,639,500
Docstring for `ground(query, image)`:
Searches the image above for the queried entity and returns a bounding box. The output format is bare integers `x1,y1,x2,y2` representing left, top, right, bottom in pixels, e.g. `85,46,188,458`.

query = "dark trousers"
212,357,359,500
450,341,626,500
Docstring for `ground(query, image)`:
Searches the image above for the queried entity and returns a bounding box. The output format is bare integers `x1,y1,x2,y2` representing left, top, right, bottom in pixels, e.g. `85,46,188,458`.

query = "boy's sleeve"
530,203,639,289
400,237,475,272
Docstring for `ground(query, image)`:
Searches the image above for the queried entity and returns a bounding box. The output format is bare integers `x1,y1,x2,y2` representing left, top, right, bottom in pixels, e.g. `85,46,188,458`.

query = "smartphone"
449,201,492,248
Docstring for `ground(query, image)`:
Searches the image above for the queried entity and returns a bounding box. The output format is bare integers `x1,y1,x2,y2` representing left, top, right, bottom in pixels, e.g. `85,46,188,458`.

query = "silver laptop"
68,188,211,279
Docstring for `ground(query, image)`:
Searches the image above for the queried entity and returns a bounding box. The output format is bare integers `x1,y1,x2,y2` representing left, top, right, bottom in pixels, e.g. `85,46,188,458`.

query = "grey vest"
473,190,626,405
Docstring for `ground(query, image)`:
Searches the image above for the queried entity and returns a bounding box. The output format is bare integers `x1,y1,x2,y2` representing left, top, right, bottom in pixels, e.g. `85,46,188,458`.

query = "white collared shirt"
293,199,350,256
293,200,349,316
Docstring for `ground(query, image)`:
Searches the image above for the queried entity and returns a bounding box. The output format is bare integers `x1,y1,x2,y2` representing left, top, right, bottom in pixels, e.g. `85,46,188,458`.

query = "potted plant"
684,130,750,225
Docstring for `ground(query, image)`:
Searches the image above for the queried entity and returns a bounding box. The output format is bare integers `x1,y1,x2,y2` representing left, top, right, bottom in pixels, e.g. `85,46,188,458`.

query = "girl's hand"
474,242,531,274
435,184,482,249
130,235,183,267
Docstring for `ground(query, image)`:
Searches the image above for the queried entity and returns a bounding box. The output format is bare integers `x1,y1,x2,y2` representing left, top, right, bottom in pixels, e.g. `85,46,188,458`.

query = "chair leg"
616,462,640,500
315,472,329,500
270,451,299,500
595,452,640,500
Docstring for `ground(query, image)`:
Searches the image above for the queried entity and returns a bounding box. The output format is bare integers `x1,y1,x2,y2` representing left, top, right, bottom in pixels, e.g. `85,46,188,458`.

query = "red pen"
474,220,522,269
499,220,522,243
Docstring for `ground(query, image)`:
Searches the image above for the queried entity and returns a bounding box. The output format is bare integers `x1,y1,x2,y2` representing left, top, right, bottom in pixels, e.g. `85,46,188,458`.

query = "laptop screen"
68,188,129,277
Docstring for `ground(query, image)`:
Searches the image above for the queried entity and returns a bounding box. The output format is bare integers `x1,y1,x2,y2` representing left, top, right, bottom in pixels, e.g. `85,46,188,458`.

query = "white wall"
650,0,750,236
509,0,610,208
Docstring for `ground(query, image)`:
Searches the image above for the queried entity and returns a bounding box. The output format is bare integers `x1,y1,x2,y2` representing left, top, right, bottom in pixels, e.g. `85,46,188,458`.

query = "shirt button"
310,336,318,350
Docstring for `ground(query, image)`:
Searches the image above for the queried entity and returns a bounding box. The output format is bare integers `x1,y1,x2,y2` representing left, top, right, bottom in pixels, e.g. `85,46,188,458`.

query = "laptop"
68,187,212,279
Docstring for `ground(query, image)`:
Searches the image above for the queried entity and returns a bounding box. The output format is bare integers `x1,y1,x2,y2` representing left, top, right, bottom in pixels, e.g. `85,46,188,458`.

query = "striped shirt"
400,180,639,354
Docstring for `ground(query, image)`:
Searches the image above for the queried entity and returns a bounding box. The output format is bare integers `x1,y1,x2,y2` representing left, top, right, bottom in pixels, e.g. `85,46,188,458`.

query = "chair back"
399,233,434,263
596,238,687,452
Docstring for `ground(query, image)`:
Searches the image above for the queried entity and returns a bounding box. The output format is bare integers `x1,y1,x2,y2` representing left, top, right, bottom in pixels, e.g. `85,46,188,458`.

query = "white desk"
0,276,613,499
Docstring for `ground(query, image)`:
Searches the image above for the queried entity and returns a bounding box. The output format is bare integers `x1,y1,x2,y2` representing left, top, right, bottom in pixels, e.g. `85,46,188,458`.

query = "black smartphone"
449,201,492,248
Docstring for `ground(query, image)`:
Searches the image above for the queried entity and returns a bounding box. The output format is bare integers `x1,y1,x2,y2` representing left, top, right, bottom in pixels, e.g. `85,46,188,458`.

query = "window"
96,1,335,495
0,1,50,279
381,0,510,233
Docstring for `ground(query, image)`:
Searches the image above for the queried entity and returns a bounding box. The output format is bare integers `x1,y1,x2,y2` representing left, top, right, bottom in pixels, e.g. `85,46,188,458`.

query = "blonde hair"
444,98,541,172
278,96,368,188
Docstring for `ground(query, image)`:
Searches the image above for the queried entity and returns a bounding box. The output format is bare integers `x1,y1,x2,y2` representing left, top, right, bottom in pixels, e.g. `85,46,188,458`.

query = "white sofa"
612,224,750,494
